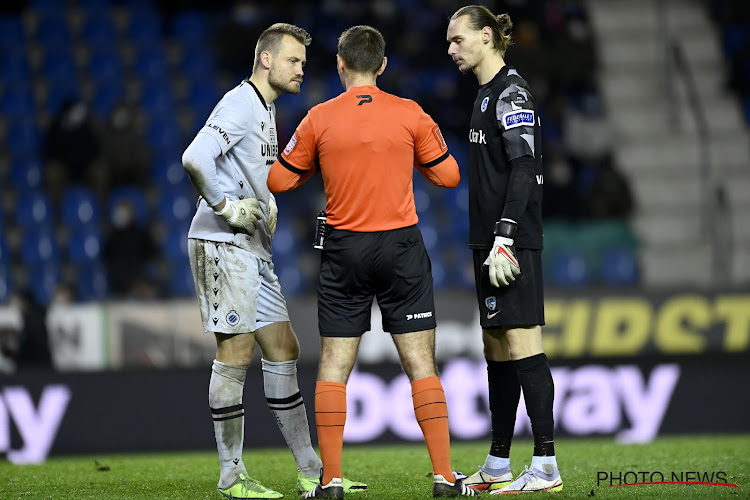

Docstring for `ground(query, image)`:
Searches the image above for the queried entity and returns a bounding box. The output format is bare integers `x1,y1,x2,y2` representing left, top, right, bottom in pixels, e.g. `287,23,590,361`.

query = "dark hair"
253,23,312,71
451,5,513,56
337,25,386,74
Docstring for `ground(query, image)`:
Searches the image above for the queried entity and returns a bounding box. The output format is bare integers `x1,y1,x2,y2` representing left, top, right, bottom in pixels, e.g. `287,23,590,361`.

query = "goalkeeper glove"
268,195,278,237
484,219,521,287
214,197,263,236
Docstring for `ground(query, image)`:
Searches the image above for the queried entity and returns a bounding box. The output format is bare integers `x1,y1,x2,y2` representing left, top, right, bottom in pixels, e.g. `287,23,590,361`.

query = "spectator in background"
99,103,152,193
586,154,634,219
0,290,53,373
43,98,101,201
103,199,159,299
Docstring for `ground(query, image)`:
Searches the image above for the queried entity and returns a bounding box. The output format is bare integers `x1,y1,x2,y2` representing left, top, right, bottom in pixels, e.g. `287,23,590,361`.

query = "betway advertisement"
1,355,748,464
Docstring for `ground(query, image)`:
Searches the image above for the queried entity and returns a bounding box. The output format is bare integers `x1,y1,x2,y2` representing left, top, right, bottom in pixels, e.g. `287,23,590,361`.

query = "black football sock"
487,359,521,459
514,353,555,457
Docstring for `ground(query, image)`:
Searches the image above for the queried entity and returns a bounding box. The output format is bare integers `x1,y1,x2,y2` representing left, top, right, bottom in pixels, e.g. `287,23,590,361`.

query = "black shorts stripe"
266,392,302,405
211,404,244,415
268,400,305,411
420,151,450,168
279,155,307,175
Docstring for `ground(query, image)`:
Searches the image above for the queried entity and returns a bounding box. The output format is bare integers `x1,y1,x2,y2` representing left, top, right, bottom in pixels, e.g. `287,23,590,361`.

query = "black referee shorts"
473,248,545,329
318,225,436,337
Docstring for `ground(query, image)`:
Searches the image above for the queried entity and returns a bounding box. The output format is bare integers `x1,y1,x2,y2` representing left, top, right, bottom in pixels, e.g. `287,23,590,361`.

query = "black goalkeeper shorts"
318,225,436,337
473,248,545,329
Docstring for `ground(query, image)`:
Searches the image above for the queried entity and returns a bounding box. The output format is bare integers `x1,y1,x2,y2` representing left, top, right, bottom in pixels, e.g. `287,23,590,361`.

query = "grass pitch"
1,435,748,499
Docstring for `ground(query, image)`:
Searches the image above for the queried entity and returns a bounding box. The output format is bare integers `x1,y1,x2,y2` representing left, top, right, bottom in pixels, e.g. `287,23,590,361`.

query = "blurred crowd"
0,0,643,312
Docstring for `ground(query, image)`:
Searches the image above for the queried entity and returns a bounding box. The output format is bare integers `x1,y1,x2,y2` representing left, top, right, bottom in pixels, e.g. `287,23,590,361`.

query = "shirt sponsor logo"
502,109,535,130
469,128,486,144
207,123,230,145
283,135,298,156
481,96,490,112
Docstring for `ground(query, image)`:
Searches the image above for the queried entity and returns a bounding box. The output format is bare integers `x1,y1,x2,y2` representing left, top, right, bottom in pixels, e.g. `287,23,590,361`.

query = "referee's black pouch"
313,211,330,250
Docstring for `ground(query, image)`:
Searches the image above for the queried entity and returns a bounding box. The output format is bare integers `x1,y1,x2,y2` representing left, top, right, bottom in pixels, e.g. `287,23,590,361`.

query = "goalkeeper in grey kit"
181,23,365,499
446,5,563,495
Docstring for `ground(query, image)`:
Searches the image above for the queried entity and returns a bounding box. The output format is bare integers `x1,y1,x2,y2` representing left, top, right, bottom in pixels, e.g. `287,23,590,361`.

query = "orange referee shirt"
267,85,460,232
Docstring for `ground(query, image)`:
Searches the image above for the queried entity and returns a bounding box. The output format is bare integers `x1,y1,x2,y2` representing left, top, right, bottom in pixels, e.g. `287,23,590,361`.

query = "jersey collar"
245,79,269,109
481,65,512,89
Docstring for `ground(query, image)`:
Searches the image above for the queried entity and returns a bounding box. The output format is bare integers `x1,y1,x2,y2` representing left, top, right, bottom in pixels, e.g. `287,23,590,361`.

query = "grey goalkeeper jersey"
188,80,278,262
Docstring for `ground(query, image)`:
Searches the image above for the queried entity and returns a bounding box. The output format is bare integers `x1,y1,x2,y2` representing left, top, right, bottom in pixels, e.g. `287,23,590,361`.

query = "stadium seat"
20,229,59,265
151,155,191,191
41,49,77,82
273,260,307,298
185,77,220,121
45,81,81,115
126,12,162,44
5,120,41,156
107,185,149,226
35,14,72,48
61,185,101,228
87,49,124,82
91,80,125,118
179,49,215,80
0,16,26,48
15,191,54,229
9,158,44,192
168,261,195,297
0,237,9,268
156,187,195,229
80,13,117,45
0,48,31,81
134,47,169,80
27,262,61,305
1,85,35,117
0,269,10,304
162,227,189,260
600,247,640,286
67,228,103,264
172,10,208,46
549,250,591,287
145,118,182,153
140,82,176,116
76,262,108,302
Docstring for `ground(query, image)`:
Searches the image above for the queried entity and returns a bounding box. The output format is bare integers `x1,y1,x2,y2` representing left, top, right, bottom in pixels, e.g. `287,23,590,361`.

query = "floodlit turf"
1,435,748,499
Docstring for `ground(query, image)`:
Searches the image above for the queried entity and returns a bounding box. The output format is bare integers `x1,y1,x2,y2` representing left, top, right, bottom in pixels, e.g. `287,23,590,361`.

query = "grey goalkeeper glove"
214,197,263,236
268,194,278,237
483,219,521,287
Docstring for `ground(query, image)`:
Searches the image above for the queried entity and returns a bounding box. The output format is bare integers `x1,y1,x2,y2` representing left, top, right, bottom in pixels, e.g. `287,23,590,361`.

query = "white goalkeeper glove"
268,194,278,237
214,197,263,236
483,219,521,287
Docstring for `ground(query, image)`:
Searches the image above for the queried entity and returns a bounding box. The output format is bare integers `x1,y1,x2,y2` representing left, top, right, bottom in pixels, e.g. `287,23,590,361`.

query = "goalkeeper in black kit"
446,5,563,494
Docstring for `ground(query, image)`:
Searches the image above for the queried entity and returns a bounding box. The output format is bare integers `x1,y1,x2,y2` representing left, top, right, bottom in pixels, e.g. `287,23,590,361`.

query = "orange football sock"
412,375,454,481
315,381,347,484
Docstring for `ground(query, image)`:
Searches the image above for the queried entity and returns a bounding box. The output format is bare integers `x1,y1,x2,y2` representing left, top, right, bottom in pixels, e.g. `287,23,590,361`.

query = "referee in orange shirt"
268,25,475,499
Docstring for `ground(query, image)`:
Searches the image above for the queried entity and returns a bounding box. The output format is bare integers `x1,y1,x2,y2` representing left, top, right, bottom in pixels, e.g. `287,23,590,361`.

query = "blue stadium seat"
168,261,195,297
80,13,117,45
179,49,215,80
31,0,65,12
61,185,100,228
9,157,44,191
185,78,219,122
600,248,639,286
172,10,208,46
76,262,108,301
430,251,447,292
134,47,168,80
127,12,162,44
20,229,59,265
16,191,54,230
0,237,10,268
1,85,35,117
273,260,307,298
6,120,41,156
41,49,77,82
0,48,31,81
162,227,189,260
157,187,194,229
35,14,72,48
140,82,176,116
151,155,191,191
87,49,124,82
0,269,10,304
145,118,182,153
27,262,60,305
107,185,149,226
45,81,80,115
549,250,591,287
0,16,26,48
67,228,102,264
91,80,125,118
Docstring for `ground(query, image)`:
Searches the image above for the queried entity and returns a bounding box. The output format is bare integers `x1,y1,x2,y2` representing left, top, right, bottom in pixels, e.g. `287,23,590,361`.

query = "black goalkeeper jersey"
468,65,543,250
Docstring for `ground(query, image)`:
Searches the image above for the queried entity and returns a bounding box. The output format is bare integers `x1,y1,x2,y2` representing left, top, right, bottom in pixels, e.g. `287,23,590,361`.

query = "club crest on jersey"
226,310,240,326
485,296,497,311
502,109,535,130
283,135,298,156
481,96,490,112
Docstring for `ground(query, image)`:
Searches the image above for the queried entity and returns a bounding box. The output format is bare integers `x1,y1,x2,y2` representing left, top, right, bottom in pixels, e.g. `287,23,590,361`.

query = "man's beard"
269,69,300,95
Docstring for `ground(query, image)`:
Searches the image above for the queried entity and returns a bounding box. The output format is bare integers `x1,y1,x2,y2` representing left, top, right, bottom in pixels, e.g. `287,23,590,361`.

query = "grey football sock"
262,358,322,477
209,359,248,488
